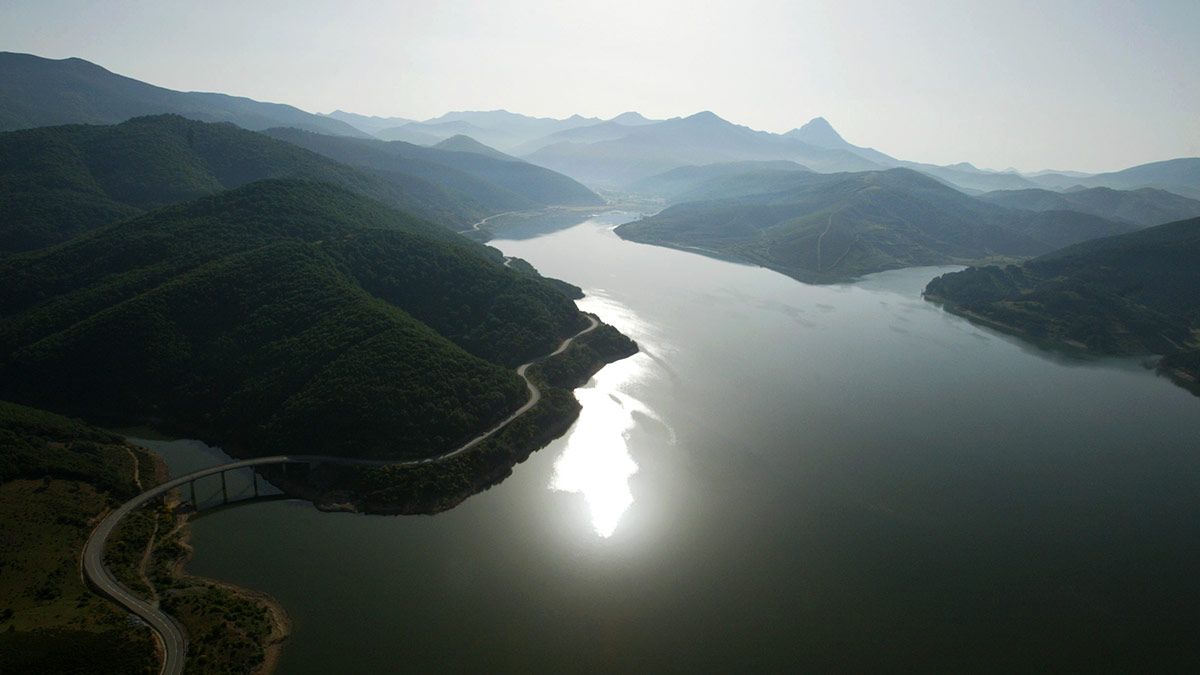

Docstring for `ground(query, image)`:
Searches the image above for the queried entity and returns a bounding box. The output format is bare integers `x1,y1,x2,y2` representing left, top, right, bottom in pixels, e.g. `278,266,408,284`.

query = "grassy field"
0,477,158,674
1,399,285,674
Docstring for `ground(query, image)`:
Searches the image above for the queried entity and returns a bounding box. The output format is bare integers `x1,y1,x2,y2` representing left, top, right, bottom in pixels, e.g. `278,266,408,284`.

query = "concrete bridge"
81,314,602,675
81,455,396,675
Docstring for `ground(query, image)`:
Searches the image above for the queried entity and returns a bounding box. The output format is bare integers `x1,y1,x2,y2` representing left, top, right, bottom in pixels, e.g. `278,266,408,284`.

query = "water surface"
149,211,1200,671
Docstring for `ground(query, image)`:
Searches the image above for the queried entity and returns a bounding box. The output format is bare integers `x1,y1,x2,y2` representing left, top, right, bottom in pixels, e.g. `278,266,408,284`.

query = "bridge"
81,455,396,675
82,314,600,675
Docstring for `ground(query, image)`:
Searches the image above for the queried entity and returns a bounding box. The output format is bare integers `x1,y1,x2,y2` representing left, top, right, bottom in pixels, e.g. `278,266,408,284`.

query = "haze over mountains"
0,51,633,473
0,115,597,254
2,29,1200,674
0,52,367,138
4,51,1196,206
3,49,1195,286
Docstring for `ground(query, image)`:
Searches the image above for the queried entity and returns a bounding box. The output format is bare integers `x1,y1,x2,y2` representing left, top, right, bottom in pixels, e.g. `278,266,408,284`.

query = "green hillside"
0,180,592,459
616,168,1135,282
263,127,602,214
0,115,491,253
925,216,1200,394
262,127,536,215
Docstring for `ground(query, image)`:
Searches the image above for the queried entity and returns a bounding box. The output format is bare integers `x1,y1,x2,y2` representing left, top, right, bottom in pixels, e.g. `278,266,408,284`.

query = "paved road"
83,314,600,675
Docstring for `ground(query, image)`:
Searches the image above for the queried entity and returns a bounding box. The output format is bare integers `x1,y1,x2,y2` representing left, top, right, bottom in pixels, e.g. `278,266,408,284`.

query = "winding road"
84,314,600,675
459,209,524,235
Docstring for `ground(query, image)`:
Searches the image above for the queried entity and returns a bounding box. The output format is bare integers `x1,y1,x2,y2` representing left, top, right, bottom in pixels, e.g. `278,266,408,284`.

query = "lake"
143,211,1200,671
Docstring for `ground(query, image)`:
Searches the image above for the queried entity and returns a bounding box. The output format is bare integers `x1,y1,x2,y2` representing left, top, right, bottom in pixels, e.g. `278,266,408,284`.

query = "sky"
2,0,1197,172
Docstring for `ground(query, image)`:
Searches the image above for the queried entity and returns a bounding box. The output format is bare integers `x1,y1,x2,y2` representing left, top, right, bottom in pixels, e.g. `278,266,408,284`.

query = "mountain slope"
0,115,484,253
977,186,1200,227
616,168,1135,282
0,180,594,459
0,52,366,138
432,134,520,161
1031,158,1200,199
924,217,1200,394
627,160,811,201
420,110,601,150
263,127,602,211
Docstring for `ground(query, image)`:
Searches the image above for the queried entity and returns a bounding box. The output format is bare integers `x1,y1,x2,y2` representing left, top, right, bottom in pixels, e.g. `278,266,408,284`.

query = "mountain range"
3,51,1195,204
0,113,605,254
0,52,366,138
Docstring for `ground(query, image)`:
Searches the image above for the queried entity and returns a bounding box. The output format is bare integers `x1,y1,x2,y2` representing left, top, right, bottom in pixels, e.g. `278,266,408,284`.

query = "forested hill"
0,115,494,253
924,216,1200,394
616,168,1136,283
0,180,592,459
262,127,603,211
976,186,1200,228
0,51,366,138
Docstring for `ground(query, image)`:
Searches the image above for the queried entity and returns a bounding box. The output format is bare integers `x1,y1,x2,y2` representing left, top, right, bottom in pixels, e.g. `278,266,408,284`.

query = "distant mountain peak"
679,111,731,127
431,134,516,161
947,161,981,172
610,111,655,125
786,117,848,149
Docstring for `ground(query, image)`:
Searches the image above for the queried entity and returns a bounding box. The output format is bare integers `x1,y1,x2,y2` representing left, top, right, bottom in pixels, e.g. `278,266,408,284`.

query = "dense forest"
282,320,639,515
925,216,1200,394
0,115,500,253
0,180,600,460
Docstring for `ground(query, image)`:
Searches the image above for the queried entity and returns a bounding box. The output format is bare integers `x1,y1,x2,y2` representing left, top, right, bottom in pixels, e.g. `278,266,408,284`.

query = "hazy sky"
3,0,1197,172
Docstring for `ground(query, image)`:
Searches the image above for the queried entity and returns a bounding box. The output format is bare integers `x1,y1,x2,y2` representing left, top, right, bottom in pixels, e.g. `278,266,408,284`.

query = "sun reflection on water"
549,291,668,538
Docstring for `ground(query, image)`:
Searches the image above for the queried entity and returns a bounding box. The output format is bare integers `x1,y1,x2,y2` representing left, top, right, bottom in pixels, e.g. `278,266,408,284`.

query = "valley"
1,21,1198,673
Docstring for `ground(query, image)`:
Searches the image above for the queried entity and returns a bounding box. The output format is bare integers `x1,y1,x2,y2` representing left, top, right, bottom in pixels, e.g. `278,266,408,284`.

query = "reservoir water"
146,211,1200,671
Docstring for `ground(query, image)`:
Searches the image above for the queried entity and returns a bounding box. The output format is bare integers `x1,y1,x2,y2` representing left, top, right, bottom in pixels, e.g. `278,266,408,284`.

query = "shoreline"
266,314,638,515
925,293,1199,396
91,309,636,673
170,522,291,675
925,293,1129,358
136,450,292,675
